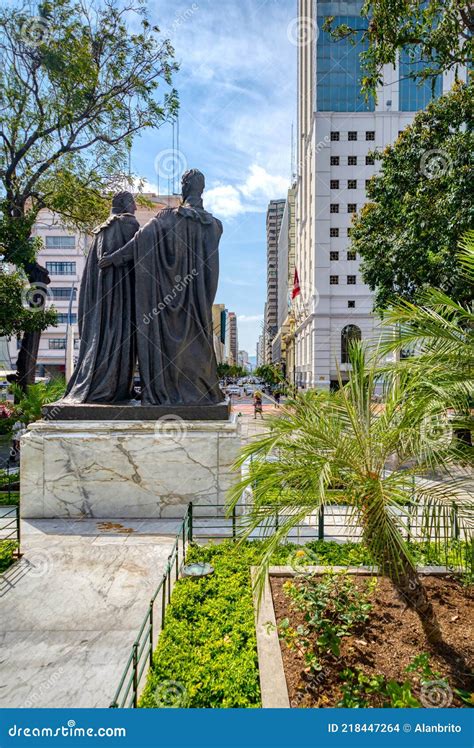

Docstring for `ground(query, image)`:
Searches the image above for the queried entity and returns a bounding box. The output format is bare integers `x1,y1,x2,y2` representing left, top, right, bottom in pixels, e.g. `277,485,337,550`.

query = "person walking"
253,391,263,420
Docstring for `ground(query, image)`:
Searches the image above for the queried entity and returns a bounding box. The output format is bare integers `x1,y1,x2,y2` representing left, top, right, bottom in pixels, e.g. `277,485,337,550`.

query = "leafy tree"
351,83,473,311
326,1,473,96
0,0,178,388
217,363,247,380
229,344,473,645
254,364,284,386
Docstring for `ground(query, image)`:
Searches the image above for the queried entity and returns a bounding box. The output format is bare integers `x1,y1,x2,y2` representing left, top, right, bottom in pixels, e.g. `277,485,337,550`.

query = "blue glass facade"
399,49,442,110
316,13,374,112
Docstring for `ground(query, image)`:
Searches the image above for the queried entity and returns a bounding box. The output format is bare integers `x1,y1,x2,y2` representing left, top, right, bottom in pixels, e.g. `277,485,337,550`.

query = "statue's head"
181,169,205,201
112,191,136,215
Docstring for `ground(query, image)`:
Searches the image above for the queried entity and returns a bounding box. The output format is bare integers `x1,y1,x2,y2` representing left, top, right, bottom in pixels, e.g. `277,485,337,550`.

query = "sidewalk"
0,519,176,708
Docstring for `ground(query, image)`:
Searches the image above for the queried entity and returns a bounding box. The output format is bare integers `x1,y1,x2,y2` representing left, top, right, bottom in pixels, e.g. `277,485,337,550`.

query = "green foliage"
0,270,57,338
0,541,17,573
351,83,473,310
326,1,472,97
217,363,247,380
11,378,65,425
0,492,20,506
140,543,263,709
254,364,284,386
280,572,376,669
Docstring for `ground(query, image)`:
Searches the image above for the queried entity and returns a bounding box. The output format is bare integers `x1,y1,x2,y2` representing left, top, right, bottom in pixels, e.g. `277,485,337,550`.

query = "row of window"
330,204,357,213
50,288,77,300
49,339,80,350
55,314,78,324
330,131,375,142
330,180,371,190
45,236,76,249
331,155,375,166
330,275,357,285
330,228,353,238
330,251,357,261
46,262,76,275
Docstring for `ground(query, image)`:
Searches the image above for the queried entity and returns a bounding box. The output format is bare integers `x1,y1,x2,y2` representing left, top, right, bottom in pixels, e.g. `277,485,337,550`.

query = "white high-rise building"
294,0,461,390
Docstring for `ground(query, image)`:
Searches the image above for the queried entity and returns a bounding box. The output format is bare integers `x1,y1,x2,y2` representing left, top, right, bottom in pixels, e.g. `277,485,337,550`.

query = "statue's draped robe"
108,206,224,406
65,213,139,403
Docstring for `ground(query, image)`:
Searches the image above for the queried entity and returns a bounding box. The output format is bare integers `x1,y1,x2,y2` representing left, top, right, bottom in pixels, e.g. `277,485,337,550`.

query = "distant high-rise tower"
265,199,285,362
228,312,239,366
294,0,458,390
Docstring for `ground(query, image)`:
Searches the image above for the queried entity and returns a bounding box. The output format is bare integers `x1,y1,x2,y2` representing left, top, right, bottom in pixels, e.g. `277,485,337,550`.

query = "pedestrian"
274,390,281,407
253,391,263,420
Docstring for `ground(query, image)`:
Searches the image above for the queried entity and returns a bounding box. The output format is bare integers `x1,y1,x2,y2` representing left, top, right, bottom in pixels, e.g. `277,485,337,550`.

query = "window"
330,204,339,213
330,251,339,261
45,236,76,249
46,262,76,275
316,17,374,113
330,228,339,237
348,131,357,141
366,131,375,141
366,155,375,165
51,288,77,300
348,180,357,189
49,339,67,350
330,180,340,189
56,313,78,324
348,156,357,166
330,131,340,141
347,251,357,261
399,49,442,111
341,324,361,363
330,275,339,285
330,156,340,166
347,275,356,285
347,203,357,213
348,300,355,309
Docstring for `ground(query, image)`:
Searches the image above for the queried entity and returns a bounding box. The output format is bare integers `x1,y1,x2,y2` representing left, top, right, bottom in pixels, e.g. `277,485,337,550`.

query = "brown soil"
270,574,473,708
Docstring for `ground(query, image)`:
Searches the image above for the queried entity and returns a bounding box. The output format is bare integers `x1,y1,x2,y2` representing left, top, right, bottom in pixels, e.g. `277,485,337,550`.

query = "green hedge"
139,539,471,709
0,541,17,573
0,492,19,506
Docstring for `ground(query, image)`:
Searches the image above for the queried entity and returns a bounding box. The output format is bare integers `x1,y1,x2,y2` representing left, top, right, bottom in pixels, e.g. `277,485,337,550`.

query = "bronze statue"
99,170,224,407
65,191,139,403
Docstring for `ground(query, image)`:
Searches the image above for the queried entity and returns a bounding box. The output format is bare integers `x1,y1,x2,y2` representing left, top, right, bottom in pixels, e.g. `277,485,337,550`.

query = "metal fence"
0,505,20,551
109,504,192,709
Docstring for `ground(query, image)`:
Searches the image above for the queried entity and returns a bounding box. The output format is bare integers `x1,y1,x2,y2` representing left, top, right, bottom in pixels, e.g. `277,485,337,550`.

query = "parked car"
225,385,241,396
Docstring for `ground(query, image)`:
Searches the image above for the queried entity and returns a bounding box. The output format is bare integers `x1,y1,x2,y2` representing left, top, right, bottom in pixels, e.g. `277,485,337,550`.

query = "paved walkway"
0,518,176,708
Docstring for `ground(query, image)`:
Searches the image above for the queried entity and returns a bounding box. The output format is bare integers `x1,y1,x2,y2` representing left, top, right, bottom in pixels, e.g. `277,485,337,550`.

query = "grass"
138,539,470,709
0,491,19,506
0,541,18,573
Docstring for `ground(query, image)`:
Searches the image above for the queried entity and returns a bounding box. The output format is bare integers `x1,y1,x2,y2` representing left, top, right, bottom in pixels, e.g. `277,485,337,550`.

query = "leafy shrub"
0,402,16,435
0,541,17,573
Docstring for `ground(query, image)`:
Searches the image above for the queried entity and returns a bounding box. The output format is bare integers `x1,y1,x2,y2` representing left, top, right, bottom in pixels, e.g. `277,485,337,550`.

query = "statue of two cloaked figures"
65,169,224,407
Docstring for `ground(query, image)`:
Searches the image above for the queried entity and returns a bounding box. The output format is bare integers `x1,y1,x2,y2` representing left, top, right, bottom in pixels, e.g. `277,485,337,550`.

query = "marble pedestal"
20,417,241,519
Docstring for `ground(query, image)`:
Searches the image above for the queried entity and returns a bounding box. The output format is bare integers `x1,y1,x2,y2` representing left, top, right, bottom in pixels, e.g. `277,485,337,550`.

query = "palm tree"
228,344,473,645
380,232,474,442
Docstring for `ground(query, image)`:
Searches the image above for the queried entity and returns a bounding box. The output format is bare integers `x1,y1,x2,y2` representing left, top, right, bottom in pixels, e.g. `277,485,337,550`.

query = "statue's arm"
98,233,136,268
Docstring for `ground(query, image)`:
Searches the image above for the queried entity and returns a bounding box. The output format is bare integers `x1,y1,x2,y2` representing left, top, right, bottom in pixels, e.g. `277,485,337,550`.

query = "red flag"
292,268,301,299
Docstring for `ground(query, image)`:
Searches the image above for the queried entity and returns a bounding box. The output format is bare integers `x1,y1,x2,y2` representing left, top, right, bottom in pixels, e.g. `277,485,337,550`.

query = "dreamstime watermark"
154,679,187,708
154,415,188,446
419,410,451,451
154,149,188,183
21,549,52,578
19,15,52,47
287,16,319,47
21,281,54,312
420,149,452,179
143,270,198,325
24,668,64,708
420,680,453,708
164,3,199,35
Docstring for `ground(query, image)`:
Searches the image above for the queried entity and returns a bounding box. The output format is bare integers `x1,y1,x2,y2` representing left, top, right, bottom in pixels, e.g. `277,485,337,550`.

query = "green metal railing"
109,503,192,708
0,504,20,552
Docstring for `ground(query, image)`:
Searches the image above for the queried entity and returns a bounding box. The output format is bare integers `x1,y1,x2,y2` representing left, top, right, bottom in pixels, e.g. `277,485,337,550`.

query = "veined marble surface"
21,417,242,519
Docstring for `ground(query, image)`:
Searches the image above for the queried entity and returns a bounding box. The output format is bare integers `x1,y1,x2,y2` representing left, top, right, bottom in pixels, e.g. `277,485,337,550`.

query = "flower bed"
138,540,470,709
271,571,473,708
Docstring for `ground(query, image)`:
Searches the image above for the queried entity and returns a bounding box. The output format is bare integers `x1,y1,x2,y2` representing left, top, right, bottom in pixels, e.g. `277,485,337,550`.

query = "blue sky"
132,0,297,355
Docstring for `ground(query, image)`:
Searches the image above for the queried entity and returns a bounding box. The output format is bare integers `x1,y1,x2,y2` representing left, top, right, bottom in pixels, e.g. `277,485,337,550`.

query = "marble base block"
20,417,242,519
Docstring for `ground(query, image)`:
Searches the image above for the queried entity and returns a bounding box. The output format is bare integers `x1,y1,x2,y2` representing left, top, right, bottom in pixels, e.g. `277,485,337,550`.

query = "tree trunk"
11,262,51,394
390,564,443,645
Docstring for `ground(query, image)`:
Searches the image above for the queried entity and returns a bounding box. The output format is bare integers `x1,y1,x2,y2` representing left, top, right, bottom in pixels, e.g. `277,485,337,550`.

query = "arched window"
341,325,361,364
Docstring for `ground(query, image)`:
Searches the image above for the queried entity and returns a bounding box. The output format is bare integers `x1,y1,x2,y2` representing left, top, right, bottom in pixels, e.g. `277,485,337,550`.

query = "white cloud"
238,314,264,323
206,164,289,218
